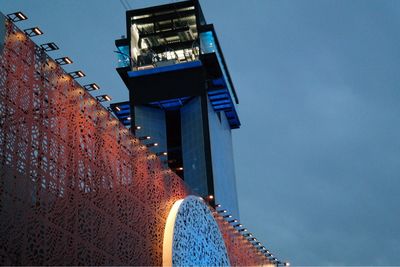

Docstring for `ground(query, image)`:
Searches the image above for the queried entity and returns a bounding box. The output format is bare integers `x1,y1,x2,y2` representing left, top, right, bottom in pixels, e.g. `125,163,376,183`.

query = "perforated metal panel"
0,15,271,266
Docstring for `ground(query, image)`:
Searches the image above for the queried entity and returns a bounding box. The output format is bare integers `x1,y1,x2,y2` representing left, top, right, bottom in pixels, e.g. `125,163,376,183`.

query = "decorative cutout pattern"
0,14,271,266
171,196,230,266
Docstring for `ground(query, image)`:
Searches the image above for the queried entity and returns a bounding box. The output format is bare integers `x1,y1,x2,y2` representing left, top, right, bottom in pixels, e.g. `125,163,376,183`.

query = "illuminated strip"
162,199,184,267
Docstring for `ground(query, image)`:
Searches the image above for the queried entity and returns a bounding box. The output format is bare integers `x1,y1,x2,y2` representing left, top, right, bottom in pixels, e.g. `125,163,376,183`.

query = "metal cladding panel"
128,65,205,105
0,16,271,266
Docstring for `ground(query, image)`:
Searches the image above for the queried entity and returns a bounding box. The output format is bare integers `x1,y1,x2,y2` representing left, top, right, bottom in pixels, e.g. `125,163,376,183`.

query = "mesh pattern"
0,16,271,266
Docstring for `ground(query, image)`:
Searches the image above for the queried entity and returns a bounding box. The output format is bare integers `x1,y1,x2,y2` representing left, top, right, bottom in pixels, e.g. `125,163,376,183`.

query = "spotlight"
134,125,141,130
228,219,238,223
156,152,168,156
223,215,232,219
24,27,43,37
139,136,151,140
176,167,183,171
96,95,112,102
55,57,73,65
284,262,290,266
234,224,243,228
7,12,28,22
83,83,100,91
217,209,227,213
215,204,222,208
114,106,121,112
146,143,158,147
238,228,247,232
126,116,131,121
69,70,85,79
208,195,214,200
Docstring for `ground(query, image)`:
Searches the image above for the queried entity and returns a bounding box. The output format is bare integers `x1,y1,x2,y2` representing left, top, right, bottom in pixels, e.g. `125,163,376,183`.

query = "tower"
111,0,241,218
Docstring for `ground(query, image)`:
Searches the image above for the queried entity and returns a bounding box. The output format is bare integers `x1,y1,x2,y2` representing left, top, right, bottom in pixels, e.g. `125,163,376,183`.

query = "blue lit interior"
148,96,191,110
116,45,130,68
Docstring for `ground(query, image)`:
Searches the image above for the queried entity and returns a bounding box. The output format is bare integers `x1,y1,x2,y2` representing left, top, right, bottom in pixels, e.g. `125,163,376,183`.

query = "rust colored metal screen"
0,16,270,266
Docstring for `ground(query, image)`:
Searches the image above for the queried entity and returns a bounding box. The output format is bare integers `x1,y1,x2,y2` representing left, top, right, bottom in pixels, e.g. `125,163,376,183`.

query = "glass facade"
116,45,130,68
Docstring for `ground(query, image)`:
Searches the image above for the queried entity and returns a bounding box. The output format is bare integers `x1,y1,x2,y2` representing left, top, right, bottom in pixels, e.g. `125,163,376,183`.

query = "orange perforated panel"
215,215,272,266
0,16,271,266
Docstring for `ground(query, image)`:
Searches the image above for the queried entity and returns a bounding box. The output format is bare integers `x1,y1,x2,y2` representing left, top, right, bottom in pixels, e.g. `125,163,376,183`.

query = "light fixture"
223,215,232,219
24,27,43,37
217,209,227,213
156,152,168,156
176,167,184,171
215,204,222,208
238,228,247,232
134,125,141,130
40,42,59,51
83,83,100,91
96,95,112,102
55,57,73,65
228,219,238,223
139,136,151,140
114,106,121,112
284,262,290,266
234,224,243,228
127,116,131,121
146,143,158,147
69,70,85,79
7,12,28,22
208,195,214,200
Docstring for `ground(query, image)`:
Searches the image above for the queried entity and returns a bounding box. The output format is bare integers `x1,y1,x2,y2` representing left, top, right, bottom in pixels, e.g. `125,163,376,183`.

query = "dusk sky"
2,0,400,265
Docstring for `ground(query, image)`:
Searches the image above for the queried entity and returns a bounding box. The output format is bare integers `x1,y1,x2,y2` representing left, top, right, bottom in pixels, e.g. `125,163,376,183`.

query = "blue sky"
2,0,400,265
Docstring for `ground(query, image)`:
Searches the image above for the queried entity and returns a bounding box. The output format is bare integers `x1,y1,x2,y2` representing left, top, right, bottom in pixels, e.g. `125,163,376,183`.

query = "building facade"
111,0,240,219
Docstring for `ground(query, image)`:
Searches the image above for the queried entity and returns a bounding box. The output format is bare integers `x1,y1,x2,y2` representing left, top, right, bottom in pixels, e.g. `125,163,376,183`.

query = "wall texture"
0,15,270,266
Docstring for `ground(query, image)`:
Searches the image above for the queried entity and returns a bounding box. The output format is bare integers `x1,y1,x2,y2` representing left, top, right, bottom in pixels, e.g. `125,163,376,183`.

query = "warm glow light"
17,12,26,20
115,106,121,112
64,57,72,64
163,199,184,267
33,27,42,35
208,195,214,200
176,167,183,171
104,95,111,101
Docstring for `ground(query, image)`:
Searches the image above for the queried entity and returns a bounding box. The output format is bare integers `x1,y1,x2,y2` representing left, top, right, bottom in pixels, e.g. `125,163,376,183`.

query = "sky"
2,0,400,265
